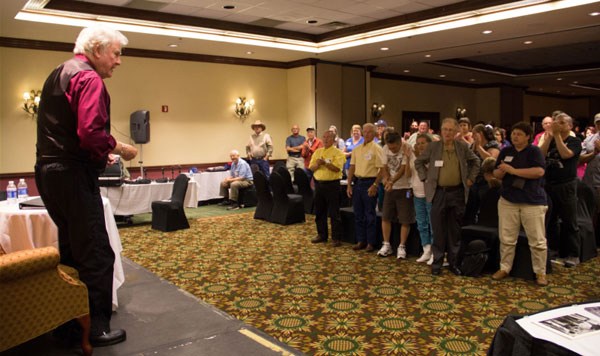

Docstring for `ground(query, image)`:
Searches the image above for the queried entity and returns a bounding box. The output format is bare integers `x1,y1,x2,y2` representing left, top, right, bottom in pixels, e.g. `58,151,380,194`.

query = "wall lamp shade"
23,90,41,118
456,107,467,119
371,103,385,119
235,97,255,119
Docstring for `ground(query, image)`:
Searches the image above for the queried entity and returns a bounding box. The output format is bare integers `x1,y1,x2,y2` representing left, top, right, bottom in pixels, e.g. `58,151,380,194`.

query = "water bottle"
6,181,17,203
17,179,28,200
189,169,195,182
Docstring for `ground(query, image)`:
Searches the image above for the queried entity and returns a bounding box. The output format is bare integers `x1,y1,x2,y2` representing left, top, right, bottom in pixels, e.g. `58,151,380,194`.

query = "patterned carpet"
119,212,600,356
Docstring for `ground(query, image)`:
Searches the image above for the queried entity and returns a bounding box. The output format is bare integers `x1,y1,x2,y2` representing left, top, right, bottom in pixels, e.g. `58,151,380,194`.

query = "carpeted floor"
118,211,600,356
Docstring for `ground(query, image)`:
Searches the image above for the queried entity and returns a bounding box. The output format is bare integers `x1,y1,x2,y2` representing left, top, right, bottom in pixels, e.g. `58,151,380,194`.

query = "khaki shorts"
382,188,416,224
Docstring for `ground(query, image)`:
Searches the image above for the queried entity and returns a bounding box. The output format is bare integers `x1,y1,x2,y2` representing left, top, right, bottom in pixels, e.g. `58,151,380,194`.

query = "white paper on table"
516,302,600,356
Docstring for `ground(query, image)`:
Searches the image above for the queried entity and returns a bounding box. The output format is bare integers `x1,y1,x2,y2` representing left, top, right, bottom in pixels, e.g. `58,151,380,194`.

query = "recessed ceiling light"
556,90,561,93
168,44,178,48
380,47,389,51
424,54,432,58
403,69,410,73
482,30,493,34
246,51,253,55
223,5,235,10
557,78,563,81
523,40,533,45
539,88,543,91
307,20,318,24
590,12,600,16
573,81,579,84
469,78,476,82
439,74,446,78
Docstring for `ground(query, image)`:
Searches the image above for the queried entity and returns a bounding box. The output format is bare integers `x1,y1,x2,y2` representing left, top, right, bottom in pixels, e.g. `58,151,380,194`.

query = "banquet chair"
151,174,190,232
294,168,314,214
269,171,305,225
253,170,274,220
275,166,297,194
0,247,92,356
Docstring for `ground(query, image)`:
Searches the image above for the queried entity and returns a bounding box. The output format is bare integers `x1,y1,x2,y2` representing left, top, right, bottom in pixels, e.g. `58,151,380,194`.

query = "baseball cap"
376,119,387,127
595,113,600,123
306,126,315,131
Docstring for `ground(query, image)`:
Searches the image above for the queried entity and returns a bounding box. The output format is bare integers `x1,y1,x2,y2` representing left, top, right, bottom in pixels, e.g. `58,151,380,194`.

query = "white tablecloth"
186,171,231,202
100,181,198,215
0,197,124,310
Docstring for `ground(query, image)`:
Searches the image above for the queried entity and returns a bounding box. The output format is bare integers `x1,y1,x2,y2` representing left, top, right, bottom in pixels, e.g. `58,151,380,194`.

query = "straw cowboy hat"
251,120,266,130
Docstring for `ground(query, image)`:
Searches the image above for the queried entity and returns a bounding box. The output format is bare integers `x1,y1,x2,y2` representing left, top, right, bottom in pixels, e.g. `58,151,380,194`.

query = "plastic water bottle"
17,179,28,200
6,181,17,203
189,168,195,182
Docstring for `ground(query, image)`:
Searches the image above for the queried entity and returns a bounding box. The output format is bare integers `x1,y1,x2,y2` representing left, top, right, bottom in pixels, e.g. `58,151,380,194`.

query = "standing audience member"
218,150,254,210
411,133,434,264
494,127,511,150
285,124,305,179
35,25,137,346
343,125,364,176
492,122,548,286
309,130,346,247
472,124,501,160
375,119,387,145
329,125,345,150
456,117,474,145
301,126,323,182
376,132,415,259
539,113,582,266
533,116,553,146
580,114,600,226
415,118,480,275
247,120,273,179
404,120,419,141
347,123,383,252
407,120,432,147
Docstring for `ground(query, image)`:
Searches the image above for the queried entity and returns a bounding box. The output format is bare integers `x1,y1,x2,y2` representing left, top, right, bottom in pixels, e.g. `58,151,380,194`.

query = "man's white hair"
73,25,128,55
230,150,240,156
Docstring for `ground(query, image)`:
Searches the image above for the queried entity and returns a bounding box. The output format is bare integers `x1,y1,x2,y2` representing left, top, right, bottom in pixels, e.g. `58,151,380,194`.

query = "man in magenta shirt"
35,25,137,347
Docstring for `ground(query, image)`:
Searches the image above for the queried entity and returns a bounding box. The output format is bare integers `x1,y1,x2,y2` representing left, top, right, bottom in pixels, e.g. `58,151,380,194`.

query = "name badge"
504,156,514,162
325,158,331,164
364,153,372,161
435,160,444,167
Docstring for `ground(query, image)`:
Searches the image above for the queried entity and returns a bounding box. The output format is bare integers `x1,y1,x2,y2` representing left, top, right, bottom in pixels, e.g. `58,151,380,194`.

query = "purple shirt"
65,55,116,160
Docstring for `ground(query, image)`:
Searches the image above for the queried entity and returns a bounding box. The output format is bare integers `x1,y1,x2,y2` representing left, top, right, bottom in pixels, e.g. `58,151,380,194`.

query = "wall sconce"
23,90,41,118
456,107,467,119
235,97,255,120
371,102,385,119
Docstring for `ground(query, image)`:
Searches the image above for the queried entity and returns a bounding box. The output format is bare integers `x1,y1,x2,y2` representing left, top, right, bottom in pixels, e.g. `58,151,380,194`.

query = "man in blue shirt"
285,124,305,180
219,150,254,210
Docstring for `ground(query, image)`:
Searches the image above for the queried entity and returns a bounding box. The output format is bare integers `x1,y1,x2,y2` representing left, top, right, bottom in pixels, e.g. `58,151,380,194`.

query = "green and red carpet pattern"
119,212,600,355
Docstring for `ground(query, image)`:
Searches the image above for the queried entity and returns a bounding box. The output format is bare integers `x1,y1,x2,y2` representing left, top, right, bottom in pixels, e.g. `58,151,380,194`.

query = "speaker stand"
138,144,144,178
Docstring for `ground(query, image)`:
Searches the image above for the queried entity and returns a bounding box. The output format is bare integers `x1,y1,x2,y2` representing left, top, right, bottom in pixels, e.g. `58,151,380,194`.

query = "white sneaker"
564,256,580,267
397,245,407,259
377,243,393,257
427,254,434,265
416,245,432,263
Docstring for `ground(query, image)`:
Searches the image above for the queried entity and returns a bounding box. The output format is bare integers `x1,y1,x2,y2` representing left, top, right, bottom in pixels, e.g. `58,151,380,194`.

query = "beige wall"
475,88,501,126
524,94,590,122
1,47,296,173
286,65,315,134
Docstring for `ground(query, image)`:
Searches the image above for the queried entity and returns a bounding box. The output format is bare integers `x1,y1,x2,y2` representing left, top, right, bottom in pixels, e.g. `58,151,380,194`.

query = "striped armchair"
0,247,92,356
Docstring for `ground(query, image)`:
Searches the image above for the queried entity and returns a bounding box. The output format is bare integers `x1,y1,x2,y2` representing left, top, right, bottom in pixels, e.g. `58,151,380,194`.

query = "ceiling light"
523,40,533,44
557,78,563,80
590,11,600,16
246,51,253,55
469,78,476,81
573,81,579,84
403,69,410,73
482,30,493,34
168,43,178,47
425,54,432,58
307,20,318,24
223,5,235,10
439,74,446,78
380,47,389,51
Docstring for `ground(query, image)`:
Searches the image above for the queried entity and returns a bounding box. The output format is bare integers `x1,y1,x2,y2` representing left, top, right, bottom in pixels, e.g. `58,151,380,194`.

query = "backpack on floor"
460,239,489,277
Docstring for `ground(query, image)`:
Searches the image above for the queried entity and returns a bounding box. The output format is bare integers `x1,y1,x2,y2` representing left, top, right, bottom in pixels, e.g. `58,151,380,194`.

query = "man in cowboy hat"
246,120,273,179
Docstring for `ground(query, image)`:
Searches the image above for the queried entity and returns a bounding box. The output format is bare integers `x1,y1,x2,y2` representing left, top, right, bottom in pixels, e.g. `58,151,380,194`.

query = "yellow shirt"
438,147,462,187
350,141,383,178
310,145,346,181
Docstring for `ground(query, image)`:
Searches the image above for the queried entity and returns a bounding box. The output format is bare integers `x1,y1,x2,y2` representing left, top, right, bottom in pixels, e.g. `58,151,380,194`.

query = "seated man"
219,150,254,210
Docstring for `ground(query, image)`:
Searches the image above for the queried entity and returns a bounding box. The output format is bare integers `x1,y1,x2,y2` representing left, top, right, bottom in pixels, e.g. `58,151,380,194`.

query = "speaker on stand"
130,110,150,179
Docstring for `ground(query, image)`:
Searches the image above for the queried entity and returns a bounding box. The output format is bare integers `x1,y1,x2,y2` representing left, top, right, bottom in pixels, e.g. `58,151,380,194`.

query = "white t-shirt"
382,145,410,190
410,152,425,198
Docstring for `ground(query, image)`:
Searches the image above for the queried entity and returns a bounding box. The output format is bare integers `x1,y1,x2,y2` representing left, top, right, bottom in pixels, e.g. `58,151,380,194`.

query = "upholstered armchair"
0,247,92,356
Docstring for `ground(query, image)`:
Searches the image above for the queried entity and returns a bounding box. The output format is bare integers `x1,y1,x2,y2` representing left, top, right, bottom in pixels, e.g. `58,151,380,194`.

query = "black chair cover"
252,170,273,220
576,180,597,262
151,174,190,232
275,166,296,194
269,171,305,225
294,168,314,214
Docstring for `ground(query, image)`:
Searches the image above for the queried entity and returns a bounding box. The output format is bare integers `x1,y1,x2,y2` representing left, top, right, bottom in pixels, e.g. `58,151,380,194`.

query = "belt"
355,176,376,181
317,180,340,184
437,184,463,192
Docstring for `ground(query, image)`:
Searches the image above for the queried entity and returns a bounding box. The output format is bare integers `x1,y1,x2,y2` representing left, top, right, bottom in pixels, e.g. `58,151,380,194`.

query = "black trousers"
430,186,465,270
546,178,580,258
314,180,342,241
35,160,115,333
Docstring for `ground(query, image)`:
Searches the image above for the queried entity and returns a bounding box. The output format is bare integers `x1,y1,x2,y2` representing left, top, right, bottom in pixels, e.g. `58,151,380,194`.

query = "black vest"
36,57,110,170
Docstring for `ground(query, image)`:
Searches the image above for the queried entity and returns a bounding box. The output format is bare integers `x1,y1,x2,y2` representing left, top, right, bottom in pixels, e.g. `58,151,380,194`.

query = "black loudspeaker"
130,110,150,144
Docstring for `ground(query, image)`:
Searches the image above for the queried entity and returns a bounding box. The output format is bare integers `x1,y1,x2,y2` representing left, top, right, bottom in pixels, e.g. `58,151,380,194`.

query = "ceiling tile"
222,13,264,23
160,3,203,16
391,2,430,14
83,0,131,5
416,0,464,7
312,0,362,11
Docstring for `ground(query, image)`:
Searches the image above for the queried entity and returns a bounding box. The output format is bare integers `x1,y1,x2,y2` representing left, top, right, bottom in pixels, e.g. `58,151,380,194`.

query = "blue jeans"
251,158,270,180
414,197,433,246
352,178,377,245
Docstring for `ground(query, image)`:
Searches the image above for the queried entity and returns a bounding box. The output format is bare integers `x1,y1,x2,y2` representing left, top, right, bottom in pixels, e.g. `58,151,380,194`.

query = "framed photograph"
537,313,600,339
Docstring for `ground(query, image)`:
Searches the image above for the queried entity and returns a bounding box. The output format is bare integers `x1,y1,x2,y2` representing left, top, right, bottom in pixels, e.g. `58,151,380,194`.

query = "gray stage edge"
3,257,306,356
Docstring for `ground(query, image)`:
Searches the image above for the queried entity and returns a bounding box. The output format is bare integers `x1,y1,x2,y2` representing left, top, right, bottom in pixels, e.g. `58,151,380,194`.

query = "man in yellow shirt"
309,130,346,247
346,123,384,252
